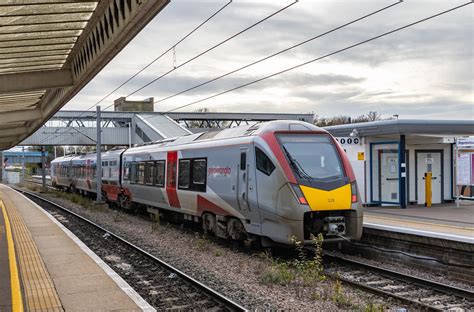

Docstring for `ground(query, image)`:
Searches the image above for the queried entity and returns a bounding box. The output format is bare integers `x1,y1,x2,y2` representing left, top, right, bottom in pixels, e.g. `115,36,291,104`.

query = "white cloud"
65,0,474,120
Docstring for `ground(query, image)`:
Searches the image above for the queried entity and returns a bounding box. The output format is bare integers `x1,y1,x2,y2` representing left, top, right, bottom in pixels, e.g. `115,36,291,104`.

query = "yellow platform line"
1,199,23,312
2,197,63,312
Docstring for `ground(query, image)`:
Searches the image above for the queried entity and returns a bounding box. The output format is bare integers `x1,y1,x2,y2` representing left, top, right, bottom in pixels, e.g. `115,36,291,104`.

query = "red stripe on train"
260,132,297,184
166,151,181,208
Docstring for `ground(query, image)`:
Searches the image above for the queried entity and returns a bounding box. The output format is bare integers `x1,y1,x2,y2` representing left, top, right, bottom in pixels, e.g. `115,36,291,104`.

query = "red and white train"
51,120,363,246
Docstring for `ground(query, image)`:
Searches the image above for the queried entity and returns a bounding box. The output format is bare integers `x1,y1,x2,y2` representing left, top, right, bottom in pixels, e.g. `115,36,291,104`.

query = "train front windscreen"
278,134,345,182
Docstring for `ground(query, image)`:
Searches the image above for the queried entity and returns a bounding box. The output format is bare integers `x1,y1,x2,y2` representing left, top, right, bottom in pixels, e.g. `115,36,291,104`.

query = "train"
51,120,363,246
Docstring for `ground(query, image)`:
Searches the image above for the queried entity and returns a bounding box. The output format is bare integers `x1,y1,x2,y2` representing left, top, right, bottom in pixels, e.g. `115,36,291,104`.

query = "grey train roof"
135,120,327,149
324,119,474,137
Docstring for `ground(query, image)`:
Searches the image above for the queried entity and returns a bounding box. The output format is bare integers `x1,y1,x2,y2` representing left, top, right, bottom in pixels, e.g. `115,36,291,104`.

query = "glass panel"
154,161,165,187
178,160,190,189
145,162,154,185
193,160,206,185
256,147,275,176
278,134,343,181
138,162,145,184
240,152,246,170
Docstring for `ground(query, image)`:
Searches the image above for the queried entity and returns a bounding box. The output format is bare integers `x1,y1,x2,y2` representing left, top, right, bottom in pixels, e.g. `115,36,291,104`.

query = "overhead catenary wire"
166,1,472,113
39,1,234,145
83,0,233,113
40,0,299,146
110,0,299,107
154,1,402,105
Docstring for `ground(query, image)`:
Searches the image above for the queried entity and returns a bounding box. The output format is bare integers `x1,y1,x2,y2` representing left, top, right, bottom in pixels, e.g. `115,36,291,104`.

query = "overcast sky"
65,0,473,120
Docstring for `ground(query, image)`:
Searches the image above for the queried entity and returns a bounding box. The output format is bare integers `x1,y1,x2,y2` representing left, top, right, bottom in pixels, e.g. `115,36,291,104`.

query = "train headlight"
290,184,308,205
351,181,358,203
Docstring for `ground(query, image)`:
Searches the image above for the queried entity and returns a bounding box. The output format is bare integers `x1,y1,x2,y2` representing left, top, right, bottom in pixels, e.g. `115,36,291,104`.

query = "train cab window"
138,162,145,184
256,147,275,176
154,161,165,187
178,160,190,189
193,159,206,185
145,162,154,185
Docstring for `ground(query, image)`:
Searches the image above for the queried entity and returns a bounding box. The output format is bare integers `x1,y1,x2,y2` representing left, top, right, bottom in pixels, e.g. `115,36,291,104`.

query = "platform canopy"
0,0,169,150
325,119,474,138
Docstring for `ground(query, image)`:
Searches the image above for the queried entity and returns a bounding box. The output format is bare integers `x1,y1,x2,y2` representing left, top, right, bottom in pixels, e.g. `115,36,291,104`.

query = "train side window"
178,159,190,189
240,152,246,170
256,147,275,176
138,162,145,184
154,161,165,187
145,162,154,185
130,162,137,184
193,159,206,185
123,163,130,181
192,159,207,192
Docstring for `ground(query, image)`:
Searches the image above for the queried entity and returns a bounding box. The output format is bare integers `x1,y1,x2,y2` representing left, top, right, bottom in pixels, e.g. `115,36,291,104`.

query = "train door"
237,147,258,216
237,148,249,211
416,151,442,204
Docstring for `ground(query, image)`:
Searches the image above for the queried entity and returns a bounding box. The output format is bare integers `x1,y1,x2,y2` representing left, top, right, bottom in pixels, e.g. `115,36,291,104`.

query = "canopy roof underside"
0,0,169,150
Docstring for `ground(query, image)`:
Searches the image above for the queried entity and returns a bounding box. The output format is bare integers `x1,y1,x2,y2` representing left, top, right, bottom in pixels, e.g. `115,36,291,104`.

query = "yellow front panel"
300,184,351,211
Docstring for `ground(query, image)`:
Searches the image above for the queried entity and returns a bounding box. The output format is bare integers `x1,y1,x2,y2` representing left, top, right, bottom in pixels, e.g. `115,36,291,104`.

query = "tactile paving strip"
4,198,63,312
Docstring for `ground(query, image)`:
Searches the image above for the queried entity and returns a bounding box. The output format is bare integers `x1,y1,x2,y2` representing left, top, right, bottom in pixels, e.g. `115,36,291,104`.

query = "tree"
314,111,383,127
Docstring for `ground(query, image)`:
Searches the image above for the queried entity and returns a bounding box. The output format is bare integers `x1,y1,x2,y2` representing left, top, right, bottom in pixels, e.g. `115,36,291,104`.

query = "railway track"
17,188,247,312
17,185,474,311
323,252,474,311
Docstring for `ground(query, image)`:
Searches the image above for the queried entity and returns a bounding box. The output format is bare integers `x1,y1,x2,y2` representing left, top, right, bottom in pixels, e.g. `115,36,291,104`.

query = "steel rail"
323,252,474,311
16,188,248,312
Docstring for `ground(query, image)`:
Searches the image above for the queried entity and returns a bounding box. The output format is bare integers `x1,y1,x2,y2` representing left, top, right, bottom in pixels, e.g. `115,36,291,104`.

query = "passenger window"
256,147,275,176
123,163,129,180
178,160,190,189
145,162,154,185
193,159,206,185
154,161,165,187
138,162,145,184
130,163,137,184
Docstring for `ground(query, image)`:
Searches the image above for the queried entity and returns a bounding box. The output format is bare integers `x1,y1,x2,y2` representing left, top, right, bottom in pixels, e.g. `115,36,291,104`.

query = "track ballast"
19,189,247,312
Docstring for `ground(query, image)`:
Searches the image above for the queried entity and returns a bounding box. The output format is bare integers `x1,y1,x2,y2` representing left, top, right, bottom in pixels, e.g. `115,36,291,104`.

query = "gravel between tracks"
28,189,422,311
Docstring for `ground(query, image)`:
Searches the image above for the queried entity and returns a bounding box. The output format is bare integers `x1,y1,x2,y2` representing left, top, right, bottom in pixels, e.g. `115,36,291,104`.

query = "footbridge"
0,0,169,150
19,110,314,146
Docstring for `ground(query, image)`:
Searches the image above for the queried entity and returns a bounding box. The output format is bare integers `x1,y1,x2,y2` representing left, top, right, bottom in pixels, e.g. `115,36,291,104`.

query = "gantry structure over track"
0,0,169,150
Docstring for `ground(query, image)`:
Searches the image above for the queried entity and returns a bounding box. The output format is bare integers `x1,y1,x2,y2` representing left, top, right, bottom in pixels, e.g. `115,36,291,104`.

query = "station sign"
335,137,360,145
457,137,474,150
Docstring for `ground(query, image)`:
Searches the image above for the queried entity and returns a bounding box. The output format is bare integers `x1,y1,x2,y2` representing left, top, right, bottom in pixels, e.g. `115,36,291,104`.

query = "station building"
325,120,474,208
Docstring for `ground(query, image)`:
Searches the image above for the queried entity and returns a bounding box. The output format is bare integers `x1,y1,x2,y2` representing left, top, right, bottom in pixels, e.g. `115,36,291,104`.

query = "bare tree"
366,111,382,121
314,111,384,127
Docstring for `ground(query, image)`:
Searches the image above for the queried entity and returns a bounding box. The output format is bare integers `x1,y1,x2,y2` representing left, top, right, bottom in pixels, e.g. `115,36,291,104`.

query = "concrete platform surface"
363,201,474,243
0,184,154,312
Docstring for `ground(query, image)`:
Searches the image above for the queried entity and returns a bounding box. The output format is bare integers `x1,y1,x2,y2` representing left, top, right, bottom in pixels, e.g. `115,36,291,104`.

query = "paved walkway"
0,184,152,312
364,201,474,243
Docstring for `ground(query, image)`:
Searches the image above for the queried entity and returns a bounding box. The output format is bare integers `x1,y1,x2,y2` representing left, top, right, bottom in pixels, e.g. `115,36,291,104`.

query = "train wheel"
202,213,216,235
118,194,131,210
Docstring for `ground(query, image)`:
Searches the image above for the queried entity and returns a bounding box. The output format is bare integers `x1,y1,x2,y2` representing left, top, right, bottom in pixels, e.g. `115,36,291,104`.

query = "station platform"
0,184,152,312
363,202,474,244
